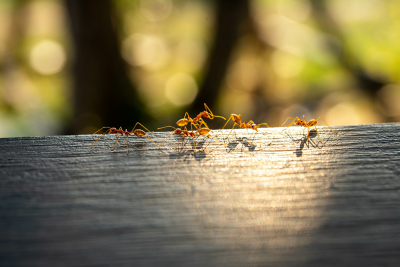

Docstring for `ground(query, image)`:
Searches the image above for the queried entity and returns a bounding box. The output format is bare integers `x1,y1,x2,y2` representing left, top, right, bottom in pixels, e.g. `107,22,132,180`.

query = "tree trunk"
64,0,150,134
192,0,251,114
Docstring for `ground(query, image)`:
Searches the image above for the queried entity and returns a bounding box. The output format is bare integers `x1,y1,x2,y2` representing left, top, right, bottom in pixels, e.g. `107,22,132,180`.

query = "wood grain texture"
1,123,400,267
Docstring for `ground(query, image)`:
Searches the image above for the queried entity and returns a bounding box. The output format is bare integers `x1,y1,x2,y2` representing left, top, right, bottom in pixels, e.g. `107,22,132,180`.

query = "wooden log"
1,123,400,266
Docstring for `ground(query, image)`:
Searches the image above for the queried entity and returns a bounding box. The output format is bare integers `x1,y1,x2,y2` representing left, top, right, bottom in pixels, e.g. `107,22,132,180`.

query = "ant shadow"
225,132,263,153
283,129,334,157
89,135,160,156
167,136,209,162
226,138,256,152
223,129,275,154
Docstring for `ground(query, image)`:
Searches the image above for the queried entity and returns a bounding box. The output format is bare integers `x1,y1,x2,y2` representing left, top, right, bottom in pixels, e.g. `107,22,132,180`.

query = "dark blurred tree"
64,0,150,134
191,0,252,114
190,0,277,126
0,0,29,114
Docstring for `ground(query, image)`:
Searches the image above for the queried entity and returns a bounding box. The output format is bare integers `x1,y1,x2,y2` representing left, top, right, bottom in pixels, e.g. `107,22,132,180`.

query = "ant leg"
225,123,238,141
181,126,197,152
112,127,124,150
126,135,129,155
204,103,226,120
92,126,111,135
183,112,191,120
91,128,112,147
258,123,270,128
192,135,197,153
158,126,177,130
221,116,233,130
204,103,213,119
220,115,233,142
143,136,160,148
131,122,153,133
174,135,186,150
189,120,201,132
207,133,227,145
199,118,209,129
159,131,176,148
213,115,226,121
314,126,322,142
189,121,199,134
113,134,121,149
315,117,338,134
281,117,300,129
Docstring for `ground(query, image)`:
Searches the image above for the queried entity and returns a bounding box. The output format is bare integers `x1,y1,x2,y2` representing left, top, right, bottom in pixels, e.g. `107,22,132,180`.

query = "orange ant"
91,122,158,155
176,103,226,131
157,126,226,152
281,115,337,142
221,114,269,145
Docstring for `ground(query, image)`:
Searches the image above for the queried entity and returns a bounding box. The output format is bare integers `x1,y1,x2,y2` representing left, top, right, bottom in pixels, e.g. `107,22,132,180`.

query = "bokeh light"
165,73,198,106
271,50,305,78
122,34,169,70
29,40,66,75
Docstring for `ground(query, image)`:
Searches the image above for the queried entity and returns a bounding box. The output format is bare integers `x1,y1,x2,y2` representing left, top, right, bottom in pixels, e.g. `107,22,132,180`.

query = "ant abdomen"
176,119,189,127
133,129,146,137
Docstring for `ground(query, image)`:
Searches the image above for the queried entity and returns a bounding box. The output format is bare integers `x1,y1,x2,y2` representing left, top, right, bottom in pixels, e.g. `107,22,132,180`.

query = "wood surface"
1,123,400,266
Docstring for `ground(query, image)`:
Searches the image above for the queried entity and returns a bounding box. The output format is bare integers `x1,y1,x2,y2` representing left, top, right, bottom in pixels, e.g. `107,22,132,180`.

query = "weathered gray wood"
1,123,400,267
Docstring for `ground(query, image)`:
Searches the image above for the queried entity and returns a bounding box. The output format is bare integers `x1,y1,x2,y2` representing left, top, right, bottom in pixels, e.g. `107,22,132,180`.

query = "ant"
157,126,226,152
221,114,269,145
281,115,337,142
176,103,226,132
91,122,158,155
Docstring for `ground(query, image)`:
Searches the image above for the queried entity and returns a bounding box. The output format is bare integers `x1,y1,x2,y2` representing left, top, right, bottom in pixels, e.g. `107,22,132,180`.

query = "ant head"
174,129,182,134
250,124,258,131
200,111,210,118
109,127,118,133
204,103,213,118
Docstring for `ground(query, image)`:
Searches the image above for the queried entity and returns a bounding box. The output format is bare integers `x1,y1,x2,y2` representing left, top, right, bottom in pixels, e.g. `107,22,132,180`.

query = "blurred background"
0,0,399,137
